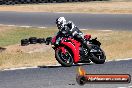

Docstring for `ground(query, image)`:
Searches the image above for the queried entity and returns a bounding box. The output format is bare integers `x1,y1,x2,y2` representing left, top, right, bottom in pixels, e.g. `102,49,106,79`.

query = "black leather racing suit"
56,21,90,50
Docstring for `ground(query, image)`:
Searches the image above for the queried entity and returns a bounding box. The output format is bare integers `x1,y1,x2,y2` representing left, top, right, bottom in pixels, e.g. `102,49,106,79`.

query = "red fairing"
57,47,66,54
61,38,81,63
51,36,56,44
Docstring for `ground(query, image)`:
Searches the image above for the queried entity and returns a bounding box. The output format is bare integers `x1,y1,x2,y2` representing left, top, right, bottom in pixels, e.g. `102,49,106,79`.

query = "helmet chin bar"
57,25,62,29
56,17,66,29
57,22,64,29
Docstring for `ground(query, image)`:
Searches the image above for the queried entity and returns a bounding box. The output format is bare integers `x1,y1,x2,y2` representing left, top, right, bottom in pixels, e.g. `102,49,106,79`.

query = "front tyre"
90,45,106,64
55,48,73,67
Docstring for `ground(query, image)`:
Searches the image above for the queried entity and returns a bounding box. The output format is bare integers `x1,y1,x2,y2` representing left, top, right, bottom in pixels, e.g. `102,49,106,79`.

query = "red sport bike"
49,33,106,67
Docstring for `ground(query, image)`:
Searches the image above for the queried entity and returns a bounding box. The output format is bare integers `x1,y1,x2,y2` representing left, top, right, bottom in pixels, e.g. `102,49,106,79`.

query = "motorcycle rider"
55,17,90,51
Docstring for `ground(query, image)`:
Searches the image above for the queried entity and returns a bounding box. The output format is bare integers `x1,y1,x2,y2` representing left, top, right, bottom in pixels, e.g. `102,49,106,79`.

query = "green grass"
0,27,58,46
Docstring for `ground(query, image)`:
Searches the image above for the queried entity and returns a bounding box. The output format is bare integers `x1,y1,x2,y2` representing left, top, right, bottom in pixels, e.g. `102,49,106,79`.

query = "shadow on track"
38,63,93,68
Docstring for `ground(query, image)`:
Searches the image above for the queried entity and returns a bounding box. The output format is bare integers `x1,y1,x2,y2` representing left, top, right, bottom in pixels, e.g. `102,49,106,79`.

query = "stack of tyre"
21,37,52,46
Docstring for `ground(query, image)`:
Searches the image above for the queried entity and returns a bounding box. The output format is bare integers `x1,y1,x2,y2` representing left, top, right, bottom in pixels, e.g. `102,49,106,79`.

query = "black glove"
74,34,84,42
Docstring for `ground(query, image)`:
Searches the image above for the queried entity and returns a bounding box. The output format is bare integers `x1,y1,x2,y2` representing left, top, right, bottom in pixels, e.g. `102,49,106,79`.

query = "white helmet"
56,17,66,29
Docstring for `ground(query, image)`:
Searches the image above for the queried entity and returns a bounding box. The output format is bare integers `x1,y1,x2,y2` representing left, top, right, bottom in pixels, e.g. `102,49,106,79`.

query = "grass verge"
0,25,132,70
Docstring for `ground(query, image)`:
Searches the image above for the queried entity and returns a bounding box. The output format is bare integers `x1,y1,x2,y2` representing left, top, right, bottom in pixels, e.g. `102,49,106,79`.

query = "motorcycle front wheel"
90,45,106,64
55,48,73,67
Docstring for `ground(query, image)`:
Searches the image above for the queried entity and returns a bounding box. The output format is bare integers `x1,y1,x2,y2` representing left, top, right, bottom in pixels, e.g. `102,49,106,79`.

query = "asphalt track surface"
0,59,132,88
0,11,132,30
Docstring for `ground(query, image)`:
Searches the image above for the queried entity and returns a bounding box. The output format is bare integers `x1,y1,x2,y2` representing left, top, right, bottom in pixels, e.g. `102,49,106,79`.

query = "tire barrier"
45,37,52,45
37,38,45,44
0,0,110,5
21,37,47,46
29,37,38,44
21,39,30,46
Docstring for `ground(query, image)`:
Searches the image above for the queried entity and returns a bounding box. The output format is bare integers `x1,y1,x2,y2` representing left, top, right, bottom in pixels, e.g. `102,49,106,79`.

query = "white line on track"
19,26,32,28
129,86,132,88
0,24,47,29
1,58,132,71
0,24,113,32
106,58,132,62
2,64,61,71
38,27,46,29
81,29,87,30
117,86,132,88
7,25,15,27
0,24,4,26
2,66,38,71
98,30,113,32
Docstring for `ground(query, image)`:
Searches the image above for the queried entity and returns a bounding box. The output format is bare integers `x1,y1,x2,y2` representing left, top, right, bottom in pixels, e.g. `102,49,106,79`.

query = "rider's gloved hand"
74,34,82,41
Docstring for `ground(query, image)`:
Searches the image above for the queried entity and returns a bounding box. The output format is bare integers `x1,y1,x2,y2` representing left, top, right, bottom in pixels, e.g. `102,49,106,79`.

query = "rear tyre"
11,1,15,5
5,1,11,5
0,1,3,5
90,45,106,64
29,37,37,44
21,39,29,46
55,47,73,67
37,38,45,44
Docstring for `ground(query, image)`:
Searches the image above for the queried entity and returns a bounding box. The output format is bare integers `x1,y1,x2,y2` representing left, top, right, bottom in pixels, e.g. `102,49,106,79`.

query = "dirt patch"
0,44,57,70
5,44,51,53
0,2,132,14
0,25,14,32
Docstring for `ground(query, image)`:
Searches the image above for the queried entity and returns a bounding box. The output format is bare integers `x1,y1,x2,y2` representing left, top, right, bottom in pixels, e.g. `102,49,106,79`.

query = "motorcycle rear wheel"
90,45,106,64
55,48,73,67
